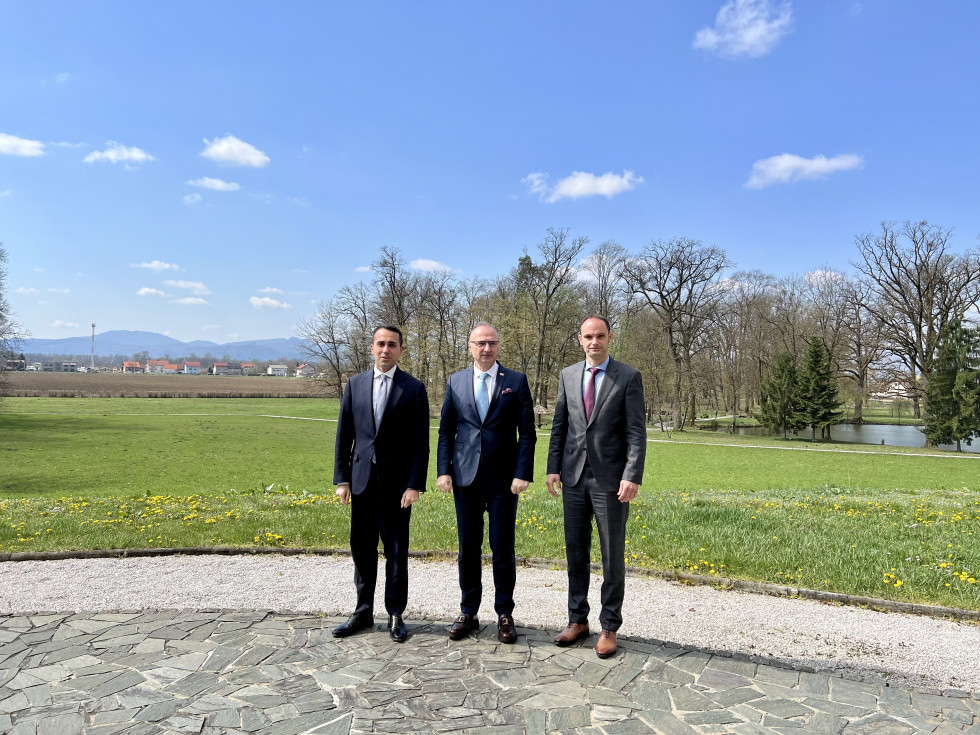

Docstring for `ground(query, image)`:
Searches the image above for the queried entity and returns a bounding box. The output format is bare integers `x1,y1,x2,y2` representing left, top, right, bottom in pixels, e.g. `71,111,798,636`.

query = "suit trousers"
562,465,629,631
453,469,519,617
350,466,412,616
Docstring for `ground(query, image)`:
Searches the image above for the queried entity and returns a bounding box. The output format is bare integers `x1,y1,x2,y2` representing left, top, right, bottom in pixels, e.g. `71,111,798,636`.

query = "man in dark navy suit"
333,325,429,642
437,323,535,643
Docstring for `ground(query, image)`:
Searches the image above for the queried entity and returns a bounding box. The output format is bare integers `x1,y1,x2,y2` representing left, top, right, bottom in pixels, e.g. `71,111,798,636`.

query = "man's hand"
546,473,562,497
437,474,453,494
401,489,421,508
335,483,351,506
618,480,639,503
510,478,529,495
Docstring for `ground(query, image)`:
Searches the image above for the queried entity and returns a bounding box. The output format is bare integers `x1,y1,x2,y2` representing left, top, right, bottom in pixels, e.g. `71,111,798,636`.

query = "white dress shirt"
473,361,498,407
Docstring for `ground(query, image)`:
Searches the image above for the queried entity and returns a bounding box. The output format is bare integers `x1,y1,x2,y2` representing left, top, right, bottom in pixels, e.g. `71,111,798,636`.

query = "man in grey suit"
547,315,646,659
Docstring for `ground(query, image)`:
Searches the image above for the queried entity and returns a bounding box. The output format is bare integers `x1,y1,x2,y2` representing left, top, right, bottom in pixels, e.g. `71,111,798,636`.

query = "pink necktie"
584,367,599,421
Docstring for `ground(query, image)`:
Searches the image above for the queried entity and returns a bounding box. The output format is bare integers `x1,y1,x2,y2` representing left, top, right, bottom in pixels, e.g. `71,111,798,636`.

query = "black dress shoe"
497,614,518,644
389,614,407,642
448,614,479,640
332,611,374,638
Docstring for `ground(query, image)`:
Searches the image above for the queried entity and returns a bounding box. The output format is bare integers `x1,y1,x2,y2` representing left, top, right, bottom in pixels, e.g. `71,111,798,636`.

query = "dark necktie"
584,367,599,422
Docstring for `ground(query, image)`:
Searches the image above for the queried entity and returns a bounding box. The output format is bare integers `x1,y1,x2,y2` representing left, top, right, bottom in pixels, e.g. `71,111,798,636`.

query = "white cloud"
259,286,283,294
183,193,203,205
51,141,86,148
804,269,847,287
354,266,372,273
52,320,79,328
745,153,863,188
201,134,270,167
131,260,180,272
410,258,452,272
55,72,70,83
83,141,155,164
523,170,643,203
137,287,167,296
0,189,11,197
187,177,241,191
165,280,211,295
15,287,37,294
172,297,209,305
250,296,292,309
0,132,45,157
693,0,793,59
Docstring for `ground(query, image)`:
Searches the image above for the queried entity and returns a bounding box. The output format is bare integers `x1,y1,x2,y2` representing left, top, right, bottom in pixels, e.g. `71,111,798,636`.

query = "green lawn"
2,397,978,610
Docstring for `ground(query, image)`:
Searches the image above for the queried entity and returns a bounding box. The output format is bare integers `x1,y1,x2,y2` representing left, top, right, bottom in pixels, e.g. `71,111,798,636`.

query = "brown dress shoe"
596,629,618,659
448,614,479,641
497,614,518,644
553,622,589,647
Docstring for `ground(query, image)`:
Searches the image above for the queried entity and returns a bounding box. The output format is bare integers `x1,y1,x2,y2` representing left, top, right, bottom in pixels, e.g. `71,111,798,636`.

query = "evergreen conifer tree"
759,352,805,439
925,319,980,451
797,338,844,441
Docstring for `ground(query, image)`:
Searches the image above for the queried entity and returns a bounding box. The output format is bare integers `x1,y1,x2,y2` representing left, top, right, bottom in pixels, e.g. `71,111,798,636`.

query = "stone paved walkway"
0,611,976,735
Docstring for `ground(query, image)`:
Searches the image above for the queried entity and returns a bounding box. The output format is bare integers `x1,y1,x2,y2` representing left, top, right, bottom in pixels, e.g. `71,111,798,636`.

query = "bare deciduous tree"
853,220,980,417
1,243,27,399
516,227,587,405
622,238,731,430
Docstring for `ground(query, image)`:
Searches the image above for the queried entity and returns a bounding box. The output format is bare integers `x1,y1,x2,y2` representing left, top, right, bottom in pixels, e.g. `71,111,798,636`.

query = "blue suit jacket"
437,364,535,488
334,366,429,495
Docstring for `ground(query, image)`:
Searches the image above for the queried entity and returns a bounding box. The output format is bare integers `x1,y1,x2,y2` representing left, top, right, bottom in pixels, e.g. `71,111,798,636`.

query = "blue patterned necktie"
476,372,489,422
374,374,387,432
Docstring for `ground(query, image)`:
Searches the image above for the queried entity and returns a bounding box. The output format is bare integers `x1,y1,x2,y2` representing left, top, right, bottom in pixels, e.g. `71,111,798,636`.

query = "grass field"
1,371,317,398
2,397,978,610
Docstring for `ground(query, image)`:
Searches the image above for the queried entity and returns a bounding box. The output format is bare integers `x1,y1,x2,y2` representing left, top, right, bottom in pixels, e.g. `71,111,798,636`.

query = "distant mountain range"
19,330,307,362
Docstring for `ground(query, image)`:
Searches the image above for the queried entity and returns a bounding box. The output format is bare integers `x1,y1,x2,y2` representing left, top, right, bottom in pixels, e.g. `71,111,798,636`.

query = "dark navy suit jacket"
334,367,429,495
437,364,535,488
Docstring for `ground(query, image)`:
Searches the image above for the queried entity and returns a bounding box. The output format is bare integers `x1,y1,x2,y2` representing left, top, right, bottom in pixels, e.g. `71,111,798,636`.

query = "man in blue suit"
437,323,535,644
333,325,429,643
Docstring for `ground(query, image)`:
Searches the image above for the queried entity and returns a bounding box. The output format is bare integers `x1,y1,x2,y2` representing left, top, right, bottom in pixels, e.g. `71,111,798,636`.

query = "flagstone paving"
0,610,976,734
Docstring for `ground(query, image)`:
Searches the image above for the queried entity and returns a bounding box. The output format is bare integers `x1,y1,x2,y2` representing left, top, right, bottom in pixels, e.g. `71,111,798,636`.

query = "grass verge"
1,398,978,610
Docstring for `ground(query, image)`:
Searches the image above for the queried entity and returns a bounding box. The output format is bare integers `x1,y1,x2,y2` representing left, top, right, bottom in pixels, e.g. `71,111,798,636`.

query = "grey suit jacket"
546,358,646,490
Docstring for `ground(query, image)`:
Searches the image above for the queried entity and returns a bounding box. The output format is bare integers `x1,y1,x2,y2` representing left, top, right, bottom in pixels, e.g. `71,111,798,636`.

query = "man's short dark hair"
580,315,612,333
373,325,404,346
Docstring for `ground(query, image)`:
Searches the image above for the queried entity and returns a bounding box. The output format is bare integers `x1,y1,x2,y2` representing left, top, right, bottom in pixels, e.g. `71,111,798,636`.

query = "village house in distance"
34,360,310,376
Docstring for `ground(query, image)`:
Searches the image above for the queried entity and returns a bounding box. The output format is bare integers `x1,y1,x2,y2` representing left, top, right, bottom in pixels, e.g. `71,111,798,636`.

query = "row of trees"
758,339,843,440
299,221,980,444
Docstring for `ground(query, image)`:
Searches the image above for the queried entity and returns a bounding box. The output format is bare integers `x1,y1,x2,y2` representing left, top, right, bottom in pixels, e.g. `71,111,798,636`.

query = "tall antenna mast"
91,323,96,371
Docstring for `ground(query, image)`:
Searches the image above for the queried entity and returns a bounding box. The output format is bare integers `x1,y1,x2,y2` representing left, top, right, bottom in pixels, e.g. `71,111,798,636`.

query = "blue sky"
3,1,979,342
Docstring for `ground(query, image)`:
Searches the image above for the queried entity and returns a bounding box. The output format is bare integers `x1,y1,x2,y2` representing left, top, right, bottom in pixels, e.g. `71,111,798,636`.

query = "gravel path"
2,554,977,692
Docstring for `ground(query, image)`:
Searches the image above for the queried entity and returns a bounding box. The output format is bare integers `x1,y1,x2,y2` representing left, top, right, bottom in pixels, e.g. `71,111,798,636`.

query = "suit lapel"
566,362,587,424
357,370,378,434
588,359,617,427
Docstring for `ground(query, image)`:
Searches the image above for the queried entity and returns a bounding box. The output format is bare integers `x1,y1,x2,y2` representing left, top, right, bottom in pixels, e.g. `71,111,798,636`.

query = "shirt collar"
473,361,498,377
586,356,610,372
374,365,398,379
